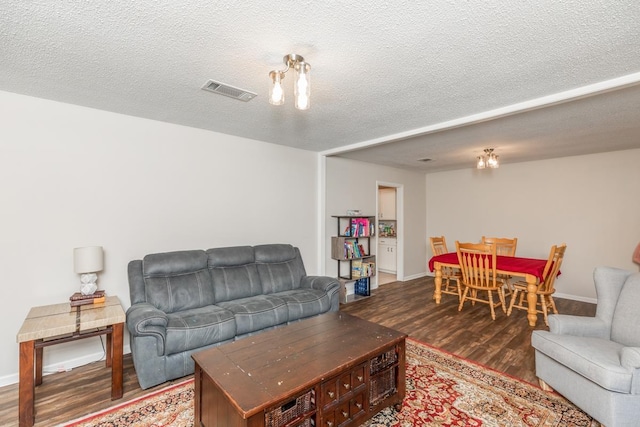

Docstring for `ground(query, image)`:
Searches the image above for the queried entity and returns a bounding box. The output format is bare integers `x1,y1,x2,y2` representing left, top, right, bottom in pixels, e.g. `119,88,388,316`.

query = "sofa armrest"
300,275,340,293
126,303,168,356
548,314,610,339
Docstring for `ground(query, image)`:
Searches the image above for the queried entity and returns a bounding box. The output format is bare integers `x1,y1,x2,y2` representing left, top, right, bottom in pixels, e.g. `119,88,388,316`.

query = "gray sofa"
531,266,640,427
126,244,340,389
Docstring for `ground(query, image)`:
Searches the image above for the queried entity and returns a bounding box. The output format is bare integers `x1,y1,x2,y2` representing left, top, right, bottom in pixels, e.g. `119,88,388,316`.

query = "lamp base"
80,273,98,295
81,283,98,295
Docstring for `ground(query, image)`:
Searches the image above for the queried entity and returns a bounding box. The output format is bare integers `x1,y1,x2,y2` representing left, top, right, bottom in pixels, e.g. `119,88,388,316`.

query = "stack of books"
69,290,106,307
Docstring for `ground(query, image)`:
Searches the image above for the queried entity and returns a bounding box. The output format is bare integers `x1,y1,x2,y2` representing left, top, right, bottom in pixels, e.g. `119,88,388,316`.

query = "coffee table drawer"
321,361,367,409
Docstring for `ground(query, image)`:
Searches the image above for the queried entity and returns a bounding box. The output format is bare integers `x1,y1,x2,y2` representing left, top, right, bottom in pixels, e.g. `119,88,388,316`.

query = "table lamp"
633,242,640,265
74,246,104,295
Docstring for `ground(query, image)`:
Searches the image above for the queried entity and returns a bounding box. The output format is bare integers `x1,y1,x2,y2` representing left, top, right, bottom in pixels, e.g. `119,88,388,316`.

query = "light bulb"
294,62,310,110
477,156,486,169
269,71,284,105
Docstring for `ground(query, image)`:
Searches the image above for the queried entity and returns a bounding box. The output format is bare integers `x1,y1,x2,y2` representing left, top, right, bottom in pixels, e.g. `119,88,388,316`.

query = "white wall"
426,149,640,301
325,157,427,294
0,91,321,385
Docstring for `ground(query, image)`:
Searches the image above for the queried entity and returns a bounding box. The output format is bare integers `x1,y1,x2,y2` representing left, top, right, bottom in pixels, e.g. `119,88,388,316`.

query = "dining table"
428,252,550,326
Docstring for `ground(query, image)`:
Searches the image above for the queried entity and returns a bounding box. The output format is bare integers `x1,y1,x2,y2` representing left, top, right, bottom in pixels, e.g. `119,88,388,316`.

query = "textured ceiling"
2,1,640,172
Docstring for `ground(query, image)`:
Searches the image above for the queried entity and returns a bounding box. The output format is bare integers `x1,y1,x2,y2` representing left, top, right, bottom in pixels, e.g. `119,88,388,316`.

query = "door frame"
376,182,403,283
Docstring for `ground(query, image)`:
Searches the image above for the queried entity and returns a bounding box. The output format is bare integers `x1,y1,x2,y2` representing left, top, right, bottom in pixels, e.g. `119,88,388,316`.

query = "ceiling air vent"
201,80,257,102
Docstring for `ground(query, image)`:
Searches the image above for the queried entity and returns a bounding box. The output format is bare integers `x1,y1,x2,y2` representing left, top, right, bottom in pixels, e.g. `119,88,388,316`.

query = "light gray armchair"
531,266,640,427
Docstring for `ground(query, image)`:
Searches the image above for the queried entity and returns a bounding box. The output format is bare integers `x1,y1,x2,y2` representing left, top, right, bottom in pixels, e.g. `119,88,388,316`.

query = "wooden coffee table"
192,312,407,427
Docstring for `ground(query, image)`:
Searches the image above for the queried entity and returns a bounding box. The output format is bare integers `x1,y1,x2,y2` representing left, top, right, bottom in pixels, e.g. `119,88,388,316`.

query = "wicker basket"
370,348,398,374
369,368,397,407
265,388,316,427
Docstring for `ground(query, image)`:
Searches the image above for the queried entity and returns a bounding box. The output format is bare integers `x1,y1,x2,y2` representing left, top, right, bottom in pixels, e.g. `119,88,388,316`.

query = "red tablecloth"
428,252,549,282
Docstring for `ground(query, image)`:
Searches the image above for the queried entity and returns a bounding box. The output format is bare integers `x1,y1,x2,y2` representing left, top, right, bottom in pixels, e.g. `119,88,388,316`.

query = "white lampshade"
74,246,104,274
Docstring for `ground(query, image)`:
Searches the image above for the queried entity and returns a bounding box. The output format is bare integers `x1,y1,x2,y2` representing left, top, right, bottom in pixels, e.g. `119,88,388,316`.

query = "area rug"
63,339,599,426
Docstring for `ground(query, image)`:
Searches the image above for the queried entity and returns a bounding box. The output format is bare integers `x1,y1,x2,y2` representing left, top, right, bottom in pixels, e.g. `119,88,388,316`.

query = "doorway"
377,184,399,285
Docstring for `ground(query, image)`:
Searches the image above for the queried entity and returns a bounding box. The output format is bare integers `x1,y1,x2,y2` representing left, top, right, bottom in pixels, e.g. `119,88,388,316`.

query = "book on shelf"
350,217,371,237
343,240,366,259
351,259,363,278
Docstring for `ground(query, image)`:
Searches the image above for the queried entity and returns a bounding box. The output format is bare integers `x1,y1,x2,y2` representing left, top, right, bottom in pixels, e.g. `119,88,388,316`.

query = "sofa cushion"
274,289,333,321
142,250,214,313
207,246,262,303
165,305,236,355
255,244,306,294
532,330,632,393
611,273,640,347
217,295,288,336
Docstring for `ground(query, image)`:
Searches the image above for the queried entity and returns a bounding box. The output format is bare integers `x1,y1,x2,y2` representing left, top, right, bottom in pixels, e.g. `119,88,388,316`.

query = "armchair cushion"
532,332,632,393
611,276,640,346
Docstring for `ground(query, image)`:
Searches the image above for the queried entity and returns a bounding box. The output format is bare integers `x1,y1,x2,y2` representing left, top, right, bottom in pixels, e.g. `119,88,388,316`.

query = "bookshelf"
331,215,376,303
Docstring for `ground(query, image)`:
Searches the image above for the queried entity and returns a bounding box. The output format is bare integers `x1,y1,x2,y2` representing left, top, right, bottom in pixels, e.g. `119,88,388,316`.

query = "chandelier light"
269,54,311,110
477,148,499,169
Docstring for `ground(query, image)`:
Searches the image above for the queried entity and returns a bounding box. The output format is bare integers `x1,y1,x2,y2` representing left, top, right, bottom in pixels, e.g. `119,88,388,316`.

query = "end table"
16,296,126,427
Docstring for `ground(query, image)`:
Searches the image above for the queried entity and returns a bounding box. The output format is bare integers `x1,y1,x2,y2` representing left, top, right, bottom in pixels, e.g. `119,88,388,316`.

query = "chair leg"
540,295,549,326
498,288,507,313
507,288,518,316
458,287,470,312
488,291,496,320
548,295,558,315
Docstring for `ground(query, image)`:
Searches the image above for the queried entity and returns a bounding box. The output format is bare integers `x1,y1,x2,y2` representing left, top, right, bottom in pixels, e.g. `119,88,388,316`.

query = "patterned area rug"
63,339,599,426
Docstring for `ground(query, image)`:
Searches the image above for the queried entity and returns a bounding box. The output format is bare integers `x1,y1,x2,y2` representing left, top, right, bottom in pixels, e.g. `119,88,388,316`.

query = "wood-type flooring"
0,276,596,426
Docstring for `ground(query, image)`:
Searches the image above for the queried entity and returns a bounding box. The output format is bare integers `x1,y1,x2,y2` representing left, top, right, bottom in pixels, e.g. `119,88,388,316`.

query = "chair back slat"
481,236,518,256
456,242,498,290
538,244,567,294
430,236,448,255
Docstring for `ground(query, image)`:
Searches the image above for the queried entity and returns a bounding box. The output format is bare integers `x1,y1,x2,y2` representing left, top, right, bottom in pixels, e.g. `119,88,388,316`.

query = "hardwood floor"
0,276,596,427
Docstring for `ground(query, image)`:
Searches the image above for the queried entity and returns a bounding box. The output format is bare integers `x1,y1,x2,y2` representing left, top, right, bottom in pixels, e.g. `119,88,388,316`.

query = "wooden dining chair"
481,236,518,256
507,243,567,326
456,241,506,320
481,236,518,294
429,236,461,299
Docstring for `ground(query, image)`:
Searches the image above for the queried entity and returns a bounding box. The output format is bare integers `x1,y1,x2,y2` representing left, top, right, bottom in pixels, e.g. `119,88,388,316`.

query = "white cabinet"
378,238,397,273
378,188,396,220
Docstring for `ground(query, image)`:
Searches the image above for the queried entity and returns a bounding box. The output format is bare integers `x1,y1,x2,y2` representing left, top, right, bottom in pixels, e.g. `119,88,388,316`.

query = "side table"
16,295,126,427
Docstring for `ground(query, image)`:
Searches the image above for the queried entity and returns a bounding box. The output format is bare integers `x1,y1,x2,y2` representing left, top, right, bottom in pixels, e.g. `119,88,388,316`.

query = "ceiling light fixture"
269,54,311,110
477,148,499,169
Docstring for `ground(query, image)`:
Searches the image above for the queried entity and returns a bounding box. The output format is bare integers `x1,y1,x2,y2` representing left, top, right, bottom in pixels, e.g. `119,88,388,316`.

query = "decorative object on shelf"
268,54,311,110
73,246,104,295
354,277,371,296
476,148,499,169
346,209,361,216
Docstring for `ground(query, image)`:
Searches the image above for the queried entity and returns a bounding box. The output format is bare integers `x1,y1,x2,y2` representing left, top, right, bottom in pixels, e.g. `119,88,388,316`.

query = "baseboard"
403,272,428,281
0,344,132,388
553,292,597,304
